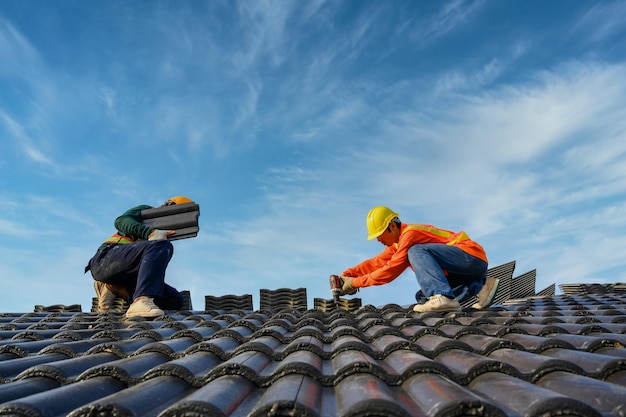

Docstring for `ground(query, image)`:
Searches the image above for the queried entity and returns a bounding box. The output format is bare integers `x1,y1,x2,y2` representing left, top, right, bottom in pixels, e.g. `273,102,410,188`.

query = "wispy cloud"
0,19,39,75
0,110,56,168
0,20,57,168
233,0,294,71
403,0,485,43
433,40,530,95
0,219,32,237
573,0,626,44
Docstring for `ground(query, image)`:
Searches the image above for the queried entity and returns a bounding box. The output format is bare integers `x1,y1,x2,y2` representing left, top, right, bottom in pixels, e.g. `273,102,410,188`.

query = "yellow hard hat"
165,196,193,205
366,206,399,240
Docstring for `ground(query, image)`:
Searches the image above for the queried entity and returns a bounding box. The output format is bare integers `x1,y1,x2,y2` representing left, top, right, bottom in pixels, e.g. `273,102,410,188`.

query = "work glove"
148,229,175,241
340,276,358,296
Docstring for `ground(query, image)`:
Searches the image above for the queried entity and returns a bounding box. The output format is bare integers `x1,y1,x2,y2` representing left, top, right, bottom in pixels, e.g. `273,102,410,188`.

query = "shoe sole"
413,305,461,313
125,308,164,318
125,306,164,318
125,313,163,318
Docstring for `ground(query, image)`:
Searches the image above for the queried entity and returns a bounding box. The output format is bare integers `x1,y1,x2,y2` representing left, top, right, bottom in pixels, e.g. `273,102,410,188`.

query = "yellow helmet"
366,206,399,240
165,196,193,206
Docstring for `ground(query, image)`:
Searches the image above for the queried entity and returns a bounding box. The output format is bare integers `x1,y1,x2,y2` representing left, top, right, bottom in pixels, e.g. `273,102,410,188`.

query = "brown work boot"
94,281,117,313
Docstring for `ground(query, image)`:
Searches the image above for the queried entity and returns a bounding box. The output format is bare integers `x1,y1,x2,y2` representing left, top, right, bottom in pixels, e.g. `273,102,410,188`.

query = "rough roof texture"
2,285,626,416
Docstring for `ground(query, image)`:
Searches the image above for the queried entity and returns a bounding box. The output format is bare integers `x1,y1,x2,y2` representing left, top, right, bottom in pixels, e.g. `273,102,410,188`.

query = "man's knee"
144,239,175,262
150,239,174,253
407,245,421,259
407,244,434,266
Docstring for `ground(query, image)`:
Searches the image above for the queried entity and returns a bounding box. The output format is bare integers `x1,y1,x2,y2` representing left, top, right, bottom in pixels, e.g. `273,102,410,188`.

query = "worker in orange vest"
338,206,498,312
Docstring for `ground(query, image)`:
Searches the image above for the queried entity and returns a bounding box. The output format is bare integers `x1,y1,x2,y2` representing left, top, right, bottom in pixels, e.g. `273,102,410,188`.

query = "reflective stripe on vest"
396,224,471,248
103,233,135,245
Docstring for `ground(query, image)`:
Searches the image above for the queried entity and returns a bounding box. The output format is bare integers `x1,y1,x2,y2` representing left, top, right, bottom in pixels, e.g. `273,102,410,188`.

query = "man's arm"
350,236,421,288
342,246,395,277
351,251,410,288
113,205,154,240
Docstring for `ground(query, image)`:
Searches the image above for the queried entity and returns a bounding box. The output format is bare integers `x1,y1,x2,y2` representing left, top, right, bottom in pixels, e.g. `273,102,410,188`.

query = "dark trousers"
87,240,183,310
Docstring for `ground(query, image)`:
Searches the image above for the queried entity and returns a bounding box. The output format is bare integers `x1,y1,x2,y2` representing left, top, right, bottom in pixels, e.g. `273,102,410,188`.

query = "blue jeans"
87,240,183,310
408,244,487,304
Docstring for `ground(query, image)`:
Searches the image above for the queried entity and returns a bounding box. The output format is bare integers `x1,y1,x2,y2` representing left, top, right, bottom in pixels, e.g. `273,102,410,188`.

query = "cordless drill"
330,275,343,303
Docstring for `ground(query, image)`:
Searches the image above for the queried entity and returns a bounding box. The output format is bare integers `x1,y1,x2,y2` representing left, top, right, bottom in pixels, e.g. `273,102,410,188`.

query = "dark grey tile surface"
140,202,200,241
260,287,308,311
205,294,254,311
314,297,363,312
1,288,626,416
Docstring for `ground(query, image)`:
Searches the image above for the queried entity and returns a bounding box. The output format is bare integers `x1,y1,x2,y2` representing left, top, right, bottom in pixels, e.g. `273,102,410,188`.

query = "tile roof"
2,283,626,416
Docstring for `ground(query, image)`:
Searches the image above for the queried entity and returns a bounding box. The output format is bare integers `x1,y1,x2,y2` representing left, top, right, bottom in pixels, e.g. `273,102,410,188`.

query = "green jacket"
98,205,154,249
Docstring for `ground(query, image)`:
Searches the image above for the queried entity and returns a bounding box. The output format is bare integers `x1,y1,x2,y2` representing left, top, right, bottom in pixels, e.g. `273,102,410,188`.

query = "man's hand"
148,229,175,241
340,276,358,296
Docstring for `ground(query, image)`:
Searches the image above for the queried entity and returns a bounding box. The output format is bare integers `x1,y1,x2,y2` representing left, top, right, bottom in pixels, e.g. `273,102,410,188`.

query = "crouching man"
85,196,193,318
337,206,498,312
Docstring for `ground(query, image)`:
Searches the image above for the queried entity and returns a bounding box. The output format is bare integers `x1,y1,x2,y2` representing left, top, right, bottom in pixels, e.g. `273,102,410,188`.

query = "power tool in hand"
329,275,343,303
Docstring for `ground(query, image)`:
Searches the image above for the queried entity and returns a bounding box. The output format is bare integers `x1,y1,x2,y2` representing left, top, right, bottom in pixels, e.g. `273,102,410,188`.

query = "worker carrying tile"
84,196,193,318
337,206,499,312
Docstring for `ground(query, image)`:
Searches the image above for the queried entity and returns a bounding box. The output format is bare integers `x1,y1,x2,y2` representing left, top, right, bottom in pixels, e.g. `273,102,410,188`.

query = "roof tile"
2,280,626,416
470,372,603,417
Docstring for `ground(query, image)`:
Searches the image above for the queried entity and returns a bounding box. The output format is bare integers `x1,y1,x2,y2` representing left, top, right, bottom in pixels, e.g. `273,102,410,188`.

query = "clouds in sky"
0,0,625,311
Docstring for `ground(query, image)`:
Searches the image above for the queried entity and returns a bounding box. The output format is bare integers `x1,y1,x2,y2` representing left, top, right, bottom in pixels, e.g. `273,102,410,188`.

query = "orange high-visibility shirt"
343,223,487,288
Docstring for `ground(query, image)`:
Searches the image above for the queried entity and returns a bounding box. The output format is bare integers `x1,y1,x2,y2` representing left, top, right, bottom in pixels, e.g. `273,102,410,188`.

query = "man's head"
163,196,193,206
366,206,401,246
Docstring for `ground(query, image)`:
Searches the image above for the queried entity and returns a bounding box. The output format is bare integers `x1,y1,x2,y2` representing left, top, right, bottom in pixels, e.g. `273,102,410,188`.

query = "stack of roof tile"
313,297,363,312
510,269,536,299
33,304,82,313
1,285,626,416
536,283,556,296
459,261,551,308
560,283,626,295
204,294,253,311
180,290,193,311
89,296,128,313
140,202,200,241
259,287,308,311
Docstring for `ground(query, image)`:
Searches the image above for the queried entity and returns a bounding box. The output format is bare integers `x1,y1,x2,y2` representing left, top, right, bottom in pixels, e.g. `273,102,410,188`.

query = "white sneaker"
126,297,164,318
413,294,461,313
472,277,500,309
94,281,117,313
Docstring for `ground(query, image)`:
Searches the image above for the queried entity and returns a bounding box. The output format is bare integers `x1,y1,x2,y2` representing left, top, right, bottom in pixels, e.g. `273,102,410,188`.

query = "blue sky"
1,1,625,312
